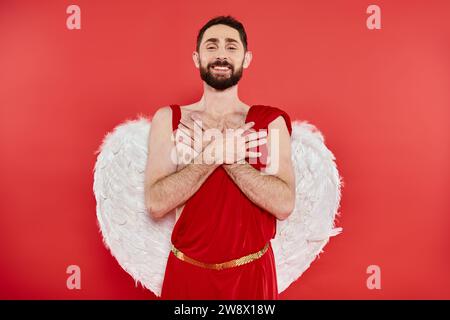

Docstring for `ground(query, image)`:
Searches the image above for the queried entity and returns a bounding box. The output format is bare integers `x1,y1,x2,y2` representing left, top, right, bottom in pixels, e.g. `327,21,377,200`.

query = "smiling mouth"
211,66,231,74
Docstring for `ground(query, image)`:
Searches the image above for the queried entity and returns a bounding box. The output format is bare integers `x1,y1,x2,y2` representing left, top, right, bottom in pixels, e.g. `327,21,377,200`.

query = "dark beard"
199,61,244,90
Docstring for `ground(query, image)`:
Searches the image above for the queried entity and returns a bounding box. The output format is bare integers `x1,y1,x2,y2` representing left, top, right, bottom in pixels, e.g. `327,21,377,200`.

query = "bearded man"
144,15,295,300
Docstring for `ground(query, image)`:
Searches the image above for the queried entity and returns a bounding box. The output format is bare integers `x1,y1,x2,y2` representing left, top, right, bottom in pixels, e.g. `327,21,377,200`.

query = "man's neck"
198,84,245,116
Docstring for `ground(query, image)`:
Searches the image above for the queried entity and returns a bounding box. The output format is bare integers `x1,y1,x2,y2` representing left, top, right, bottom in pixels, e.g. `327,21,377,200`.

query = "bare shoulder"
151,103,200,129
268,115,289,130
148,106,174,144
151,105,172,123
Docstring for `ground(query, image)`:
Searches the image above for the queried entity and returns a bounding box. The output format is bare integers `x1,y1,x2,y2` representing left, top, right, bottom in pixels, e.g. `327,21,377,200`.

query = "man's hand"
202,121,267,164
187,111,267,165
221,111,268,165
174,110,227,170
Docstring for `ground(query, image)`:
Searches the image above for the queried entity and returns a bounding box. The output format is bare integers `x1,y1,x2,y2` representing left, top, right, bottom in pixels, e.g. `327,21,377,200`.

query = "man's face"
197,24,246,90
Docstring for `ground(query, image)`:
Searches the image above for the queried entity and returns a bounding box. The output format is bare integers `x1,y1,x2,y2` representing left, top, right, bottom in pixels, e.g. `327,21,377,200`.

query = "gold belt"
171,242,270,270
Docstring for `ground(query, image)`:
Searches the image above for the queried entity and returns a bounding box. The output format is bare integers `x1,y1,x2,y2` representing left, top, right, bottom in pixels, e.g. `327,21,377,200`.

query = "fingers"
181,113,207,133
190,112,218,131
190,114,209,133
175,126,194,146
243,130,267,143
178,116,203,144
176,122,215,155
177,124,193,137
238,121,255,133
246,138,267,149
245,151,262,159
233,136,266,163
190,112,202,121
236,121,267,142
192,118,206,133
190,121,204,142
180,117,194,129
177,114,269,164
176,134,193,149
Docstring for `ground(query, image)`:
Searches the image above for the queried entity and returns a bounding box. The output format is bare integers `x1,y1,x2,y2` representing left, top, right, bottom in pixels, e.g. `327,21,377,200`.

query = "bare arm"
147,160,217,219
222,116,296,220
144,107,218,219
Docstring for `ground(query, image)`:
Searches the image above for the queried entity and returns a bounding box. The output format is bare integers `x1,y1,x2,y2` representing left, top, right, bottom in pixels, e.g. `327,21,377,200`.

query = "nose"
215,45,228,60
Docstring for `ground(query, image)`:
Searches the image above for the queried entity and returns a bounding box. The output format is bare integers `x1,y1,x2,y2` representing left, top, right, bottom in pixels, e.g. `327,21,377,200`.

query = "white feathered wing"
93,116,342,297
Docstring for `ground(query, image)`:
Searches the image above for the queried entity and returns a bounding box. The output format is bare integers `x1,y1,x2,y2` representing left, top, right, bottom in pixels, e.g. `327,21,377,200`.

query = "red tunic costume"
160,104,292,300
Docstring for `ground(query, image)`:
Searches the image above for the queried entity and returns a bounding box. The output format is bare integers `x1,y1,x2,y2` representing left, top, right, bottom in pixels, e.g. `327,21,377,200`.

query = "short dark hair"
196,15,248,52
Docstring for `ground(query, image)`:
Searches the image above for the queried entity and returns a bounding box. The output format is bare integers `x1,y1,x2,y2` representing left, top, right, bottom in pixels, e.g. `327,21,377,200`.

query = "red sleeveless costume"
160,104,292,300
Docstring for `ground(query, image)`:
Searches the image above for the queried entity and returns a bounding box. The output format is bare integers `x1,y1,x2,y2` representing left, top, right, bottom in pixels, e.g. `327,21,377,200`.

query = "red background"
0,0,449,299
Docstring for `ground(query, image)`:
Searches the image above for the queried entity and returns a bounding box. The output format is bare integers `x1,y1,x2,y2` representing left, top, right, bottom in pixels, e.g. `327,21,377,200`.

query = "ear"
192,51,200,69
243,50,253,69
